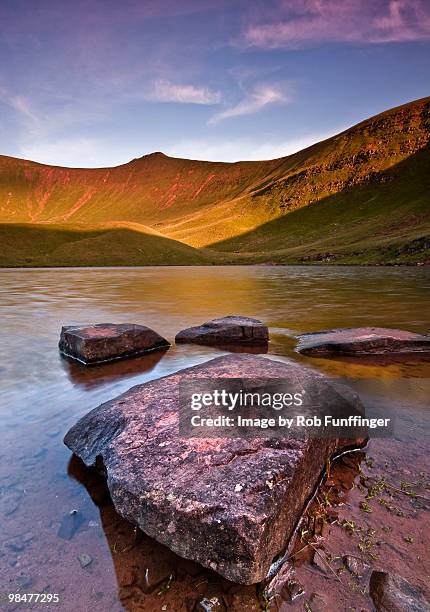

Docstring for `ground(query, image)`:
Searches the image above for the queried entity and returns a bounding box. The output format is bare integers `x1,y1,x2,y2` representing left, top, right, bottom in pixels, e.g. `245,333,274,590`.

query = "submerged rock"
64,354,364,584
77,553,93,568
296,327,430,357
369,570,429,612
59,323,170,365
57,509,85,540
175,316,269,346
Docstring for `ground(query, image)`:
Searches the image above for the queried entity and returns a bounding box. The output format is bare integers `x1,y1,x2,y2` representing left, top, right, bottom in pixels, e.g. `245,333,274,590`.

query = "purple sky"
1,0,429,166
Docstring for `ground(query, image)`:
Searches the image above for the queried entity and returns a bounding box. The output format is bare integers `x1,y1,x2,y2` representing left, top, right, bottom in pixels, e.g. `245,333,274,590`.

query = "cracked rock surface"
64,354,364,584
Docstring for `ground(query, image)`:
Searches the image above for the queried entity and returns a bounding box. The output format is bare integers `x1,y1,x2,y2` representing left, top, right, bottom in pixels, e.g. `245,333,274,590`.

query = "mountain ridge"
0,96,429,265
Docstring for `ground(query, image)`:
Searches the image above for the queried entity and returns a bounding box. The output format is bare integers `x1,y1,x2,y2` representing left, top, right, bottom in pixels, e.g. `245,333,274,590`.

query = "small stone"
77,553,93,568
57,509,84,540
369,571,429,612
194,594,227,611
343,555,370,578
5,537,25,553
47,430,61,438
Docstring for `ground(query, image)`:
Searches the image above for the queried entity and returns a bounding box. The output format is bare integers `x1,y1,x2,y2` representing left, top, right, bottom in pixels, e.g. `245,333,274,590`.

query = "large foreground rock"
369,571,429,611
175,316,268,346
296,327,430,357
59,323,170,365
64,354,364,584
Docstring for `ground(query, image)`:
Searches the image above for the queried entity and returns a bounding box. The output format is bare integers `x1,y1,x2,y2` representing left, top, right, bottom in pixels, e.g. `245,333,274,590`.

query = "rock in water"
369,571,429,612
296,327,430,357
175,316,268,346
57,509,85,540
64,354,364,584
59,323,170,365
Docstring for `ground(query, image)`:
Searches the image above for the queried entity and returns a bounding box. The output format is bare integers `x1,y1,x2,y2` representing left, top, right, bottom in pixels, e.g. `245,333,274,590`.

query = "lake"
0,266,429,611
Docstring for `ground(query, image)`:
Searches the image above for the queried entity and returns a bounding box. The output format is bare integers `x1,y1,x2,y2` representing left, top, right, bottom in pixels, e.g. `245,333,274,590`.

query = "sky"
0,0,430,167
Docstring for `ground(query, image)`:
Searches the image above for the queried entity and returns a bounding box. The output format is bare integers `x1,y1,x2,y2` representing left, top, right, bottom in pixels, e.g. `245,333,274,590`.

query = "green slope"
0,223,215,267
211,148,430,265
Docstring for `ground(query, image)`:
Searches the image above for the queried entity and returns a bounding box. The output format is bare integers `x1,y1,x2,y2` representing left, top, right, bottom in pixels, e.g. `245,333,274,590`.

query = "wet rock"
59,323,170,365
296,327,430,357
175,316,269,346
57,509,85,540
64,354,365,584
369,571,429,612
194,594,227,611
343,555,370,578
77,553,93,568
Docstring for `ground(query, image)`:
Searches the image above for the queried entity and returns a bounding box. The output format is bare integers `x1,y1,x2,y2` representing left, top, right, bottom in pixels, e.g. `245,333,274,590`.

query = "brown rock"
64,354,364,584
175,316,268,346
296,327,430,357
369,570,429,611
59,323,170,365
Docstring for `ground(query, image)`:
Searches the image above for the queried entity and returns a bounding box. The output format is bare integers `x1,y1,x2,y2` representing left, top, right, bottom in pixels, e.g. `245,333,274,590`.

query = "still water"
0,266,429,611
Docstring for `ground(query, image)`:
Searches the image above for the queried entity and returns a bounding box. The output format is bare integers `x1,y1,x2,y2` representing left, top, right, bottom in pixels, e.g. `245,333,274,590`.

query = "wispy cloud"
209,83,291,124
244,0,430,48
0,87,39,124
147,79,221,104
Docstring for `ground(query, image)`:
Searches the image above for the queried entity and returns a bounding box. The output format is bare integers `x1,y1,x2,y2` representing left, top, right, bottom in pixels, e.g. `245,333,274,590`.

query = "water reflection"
61,350,170,390
0,266,429,611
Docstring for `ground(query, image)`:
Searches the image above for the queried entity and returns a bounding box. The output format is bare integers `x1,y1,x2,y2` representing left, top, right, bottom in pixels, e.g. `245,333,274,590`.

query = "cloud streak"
147,79,221,105
209,83,290,124
244,0,430,48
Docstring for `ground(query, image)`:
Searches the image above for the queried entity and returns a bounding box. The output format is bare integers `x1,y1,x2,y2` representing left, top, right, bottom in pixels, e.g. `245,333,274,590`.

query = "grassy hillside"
0,223,215,267
0,96,429,266
212,147,430,265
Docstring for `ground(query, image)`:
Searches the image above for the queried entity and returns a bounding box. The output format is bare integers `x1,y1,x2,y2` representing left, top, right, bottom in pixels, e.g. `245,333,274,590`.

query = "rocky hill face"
0,97,429,265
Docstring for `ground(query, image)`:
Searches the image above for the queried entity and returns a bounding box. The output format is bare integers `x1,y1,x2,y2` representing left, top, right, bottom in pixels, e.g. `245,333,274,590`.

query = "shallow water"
0,266,429,611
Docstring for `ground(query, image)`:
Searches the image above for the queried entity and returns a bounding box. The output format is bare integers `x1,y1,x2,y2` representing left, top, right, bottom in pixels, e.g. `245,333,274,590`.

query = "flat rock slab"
175,316,269,346
59,323,170,365
296,327,430,357
64,354,364,584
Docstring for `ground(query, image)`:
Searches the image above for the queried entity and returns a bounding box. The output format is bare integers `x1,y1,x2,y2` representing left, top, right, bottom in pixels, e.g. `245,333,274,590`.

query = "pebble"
77,553,93,568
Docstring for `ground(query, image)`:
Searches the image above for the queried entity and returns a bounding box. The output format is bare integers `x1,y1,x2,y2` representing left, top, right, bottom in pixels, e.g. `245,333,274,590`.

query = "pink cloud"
244,0,430,48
